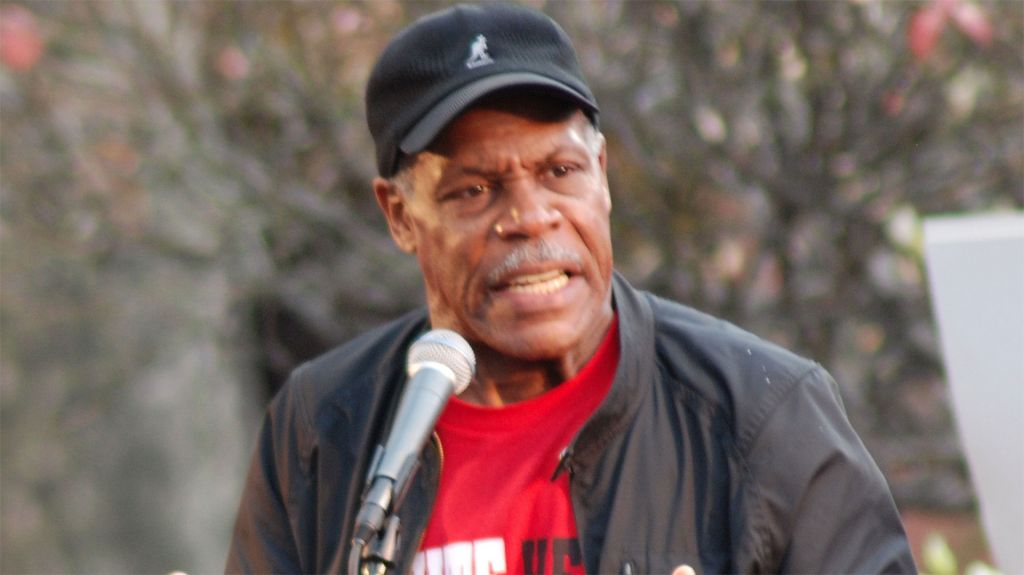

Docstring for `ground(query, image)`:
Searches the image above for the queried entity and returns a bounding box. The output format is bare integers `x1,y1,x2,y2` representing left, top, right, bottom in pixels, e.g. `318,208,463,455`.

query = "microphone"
351,329,475,548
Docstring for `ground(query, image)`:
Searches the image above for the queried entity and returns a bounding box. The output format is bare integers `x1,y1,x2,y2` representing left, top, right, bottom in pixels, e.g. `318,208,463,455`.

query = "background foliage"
1,0,1020,572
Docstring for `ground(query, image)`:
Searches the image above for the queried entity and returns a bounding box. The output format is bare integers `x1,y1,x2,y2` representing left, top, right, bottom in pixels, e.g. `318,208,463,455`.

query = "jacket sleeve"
225,368,315,574
739,365,917,574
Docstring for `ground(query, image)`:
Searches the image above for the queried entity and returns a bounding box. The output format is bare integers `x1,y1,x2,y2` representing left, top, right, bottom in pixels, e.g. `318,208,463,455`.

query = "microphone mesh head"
407,329,476,393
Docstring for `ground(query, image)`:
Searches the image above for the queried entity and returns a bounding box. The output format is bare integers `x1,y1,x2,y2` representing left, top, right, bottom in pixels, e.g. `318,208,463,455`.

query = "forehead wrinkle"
456,131,592,177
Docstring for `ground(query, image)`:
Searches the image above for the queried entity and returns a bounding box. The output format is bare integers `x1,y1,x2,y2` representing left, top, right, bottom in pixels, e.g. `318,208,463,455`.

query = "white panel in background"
923,211,1024,574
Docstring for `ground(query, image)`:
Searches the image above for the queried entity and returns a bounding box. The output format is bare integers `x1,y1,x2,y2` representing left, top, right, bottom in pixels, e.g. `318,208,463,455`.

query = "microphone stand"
349,463,411,575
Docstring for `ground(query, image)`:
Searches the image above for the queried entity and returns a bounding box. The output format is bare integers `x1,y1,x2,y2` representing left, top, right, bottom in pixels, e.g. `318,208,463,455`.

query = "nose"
493,186,561,239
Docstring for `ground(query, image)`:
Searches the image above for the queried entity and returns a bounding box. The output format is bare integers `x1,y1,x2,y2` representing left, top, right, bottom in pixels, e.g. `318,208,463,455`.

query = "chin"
483,322,582,361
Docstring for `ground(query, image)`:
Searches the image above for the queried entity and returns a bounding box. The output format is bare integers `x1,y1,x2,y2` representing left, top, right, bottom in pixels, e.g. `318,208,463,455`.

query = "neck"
458,356,569,407
458,323,613,407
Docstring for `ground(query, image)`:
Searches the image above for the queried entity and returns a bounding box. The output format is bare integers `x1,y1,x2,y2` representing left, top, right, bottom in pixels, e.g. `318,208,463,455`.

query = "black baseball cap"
365,3,599,177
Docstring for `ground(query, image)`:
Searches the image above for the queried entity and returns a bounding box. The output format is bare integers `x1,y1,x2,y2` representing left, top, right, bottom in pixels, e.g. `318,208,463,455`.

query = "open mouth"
487,242,583,298
503,269,571,295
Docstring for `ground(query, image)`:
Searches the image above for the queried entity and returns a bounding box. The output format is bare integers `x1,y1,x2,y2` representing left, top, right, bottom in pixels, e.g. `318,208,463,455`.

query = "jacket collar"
568,271,656,473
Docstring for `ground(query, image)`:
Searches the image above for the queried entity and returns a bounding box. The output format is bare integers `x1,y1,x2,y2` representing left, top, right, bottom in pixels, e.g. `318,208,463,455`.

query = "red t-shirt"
414,318,619,575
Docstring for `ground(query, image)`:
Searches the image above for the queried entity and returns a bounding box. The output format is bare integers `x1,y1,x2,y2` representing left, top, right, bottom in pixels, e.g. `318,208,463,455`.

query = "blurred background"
1,0,1020,573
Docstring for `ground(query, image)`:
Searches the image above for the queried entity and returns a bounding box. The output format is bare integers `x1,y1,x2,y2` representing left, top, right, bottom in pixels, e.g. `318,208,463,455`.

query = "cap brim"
399,72,597,156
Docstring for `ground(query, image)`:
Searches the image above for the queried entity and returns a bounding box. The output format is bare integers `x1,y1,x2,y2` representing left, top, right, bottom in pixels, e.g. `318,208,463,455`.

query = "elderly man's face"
376,104,614,366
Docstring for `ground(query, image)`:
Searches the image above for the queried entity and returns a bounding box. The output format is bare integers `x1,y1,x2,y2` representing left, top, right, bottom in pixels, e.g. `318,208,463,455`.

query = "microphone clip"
357,515,401,575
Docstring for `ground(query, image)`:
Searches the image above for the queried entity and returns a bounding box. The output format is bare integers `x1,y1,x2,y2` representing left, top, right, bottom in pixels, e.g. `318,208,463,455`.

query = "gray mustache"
487,241,582,285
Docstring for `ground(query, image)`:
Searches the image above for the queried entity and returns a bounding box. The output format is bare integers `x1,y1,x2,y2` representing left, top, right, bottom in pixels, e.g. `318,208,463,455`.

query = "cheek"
599,180,612,213
415,222,485,292
580,207,615,274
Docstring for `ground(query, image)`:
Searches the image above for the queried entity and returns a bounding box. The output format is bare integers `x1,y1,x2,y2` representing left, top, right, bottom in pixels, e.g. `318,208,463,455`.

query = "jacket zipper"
551,445,574,480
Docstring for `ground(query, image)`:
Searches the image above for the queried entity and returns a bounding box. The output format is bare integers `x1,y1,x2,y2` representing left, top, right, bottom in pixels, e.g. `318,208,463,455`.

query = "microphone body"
351,330,475,549
374,360,459,489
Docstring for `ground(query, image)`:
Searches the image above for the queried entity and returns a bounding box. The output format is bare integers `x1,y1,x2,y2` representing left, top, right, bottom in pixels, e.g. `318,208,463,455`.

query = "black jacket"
226,274,916,574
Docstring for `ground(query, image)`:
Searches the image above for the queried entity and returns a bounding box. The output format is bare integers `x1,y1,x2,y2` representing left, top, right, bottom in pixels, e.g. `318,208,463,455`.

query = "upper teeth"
507,270,569,294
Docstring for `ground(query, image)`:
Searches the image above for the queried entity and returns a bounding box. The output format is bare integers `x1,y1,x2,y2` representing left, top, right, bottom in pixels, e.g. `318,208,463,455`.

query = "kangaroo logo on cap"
465,34,494,69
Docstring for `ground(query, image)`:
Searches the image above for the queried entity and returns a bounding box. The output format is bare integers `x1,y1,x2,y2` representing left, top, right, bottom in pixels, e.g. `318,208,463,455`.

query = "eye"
439,183,495,215
549,164,574,178
444,184,490,202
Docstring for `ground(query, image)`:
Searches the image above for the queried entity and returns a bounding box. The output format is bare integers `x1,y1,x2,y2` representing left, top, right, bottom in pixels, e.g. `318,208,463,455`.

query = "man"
226,4,916,574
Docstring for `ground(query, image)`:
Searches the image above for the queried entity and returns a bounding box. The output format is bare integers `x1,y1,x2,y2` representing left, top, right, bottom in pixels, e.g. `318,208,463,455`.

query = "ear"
373,177,417,253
